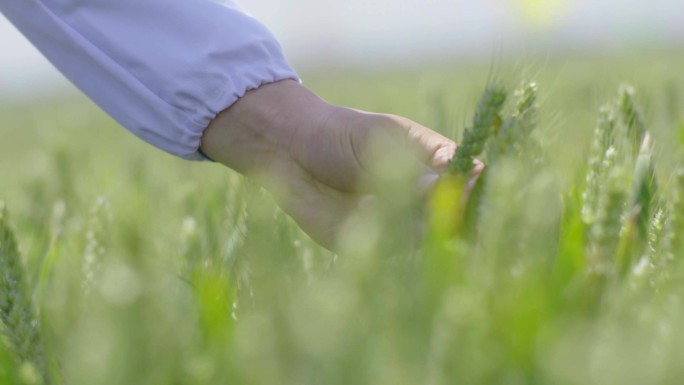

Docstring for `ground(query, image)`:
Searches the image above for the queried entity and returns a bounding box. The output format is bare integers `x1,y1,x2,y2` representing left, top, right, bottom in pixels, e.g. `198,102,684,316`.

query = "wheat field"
2,54,684,384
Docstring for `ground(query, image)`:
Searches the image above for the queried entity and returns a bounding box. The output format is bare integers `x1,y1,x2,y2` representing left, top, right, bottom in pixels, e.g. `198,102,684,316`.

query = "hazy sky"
1,0,684,96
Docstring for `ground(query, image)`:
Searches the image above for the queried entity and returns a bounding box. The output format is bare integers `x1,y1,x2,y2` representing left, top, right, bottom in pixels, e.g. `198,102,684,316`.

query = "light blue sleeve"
0,0,299,160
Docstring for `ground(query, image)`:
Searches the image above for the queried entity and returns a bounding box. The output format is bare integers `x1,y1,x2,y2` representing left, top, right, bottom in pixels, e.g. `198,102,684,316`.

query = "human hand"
201,80,467,250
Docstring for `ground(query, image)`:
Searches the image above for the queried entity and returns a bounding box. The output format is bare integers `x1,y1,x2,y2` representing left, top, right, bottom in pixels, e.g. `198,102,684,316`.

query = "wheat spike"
582,106,617,224
618,85,647,155
0,202,48,383
489,82,539,163
449,83,507,174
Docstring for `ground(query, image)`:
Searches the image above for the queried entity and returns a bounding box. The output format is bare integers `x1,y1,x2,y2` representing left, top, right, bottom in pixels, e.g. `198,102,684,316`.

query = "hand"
201,80,459,250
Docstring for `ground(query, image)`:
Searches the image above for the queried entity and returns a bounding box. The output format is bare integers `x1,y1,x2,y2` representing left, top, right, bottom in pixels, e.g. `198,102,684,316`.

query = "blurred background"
2,0,684,99
3,3,684,384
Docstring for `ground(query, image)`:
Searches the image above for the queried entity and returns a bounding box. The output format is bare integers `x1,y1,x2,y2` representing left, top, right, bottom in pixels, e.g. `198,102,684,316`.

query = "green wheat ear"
449,83,507,174
628,134,658,240
612,134,658,278
617,85,647,156
0,202,48,383
488,81,539,162
509,81,538,138
82,197,110,295
582,105,617,224
586,148,626,275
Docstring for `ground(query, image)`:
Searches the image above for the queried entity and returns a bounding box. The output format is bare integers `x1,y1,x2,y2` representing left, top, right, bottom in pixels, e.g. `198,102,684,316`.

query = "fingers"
373,114,488,179
404,122,457,171
472,159,485,175
361,113,457,171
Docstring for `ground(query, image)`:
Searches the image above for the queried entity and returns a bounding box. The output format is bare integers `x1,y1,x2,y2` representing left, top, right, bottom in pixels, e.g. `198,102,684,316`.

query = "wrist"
200,80,333,179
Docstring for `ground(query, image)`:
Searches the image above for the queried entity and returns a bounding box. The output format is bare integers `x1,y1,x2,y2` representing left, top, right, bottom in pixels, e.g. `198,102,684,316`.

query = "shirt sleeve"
0,0,299,160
